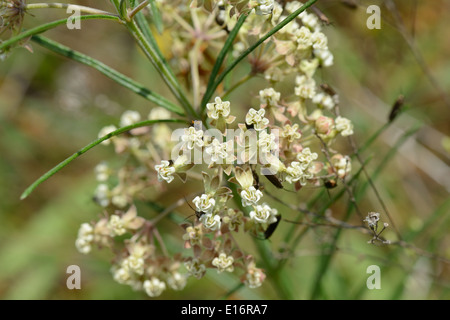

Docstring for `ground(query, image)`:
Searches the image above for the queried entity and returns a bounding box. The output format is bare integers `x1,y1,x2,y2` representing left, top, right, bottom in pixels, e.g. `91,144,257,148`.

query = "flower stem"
127,0,149,21
222,74,254,101
203,0,318,109
20,119,187,200
125,20,198,119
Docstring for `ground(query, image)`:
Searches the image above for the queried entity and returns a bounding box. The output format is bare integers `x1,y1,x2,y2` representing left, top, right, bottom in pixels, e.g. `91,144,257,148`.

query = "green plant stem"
222,74,254,101
148,0,164,34
201,13,248,111
125,20,197,119
229,183,293,299
128,0,149,20
31,34,185,116
20,119,186,200
0,15,120,51
25,3,118,16
201,0,318,111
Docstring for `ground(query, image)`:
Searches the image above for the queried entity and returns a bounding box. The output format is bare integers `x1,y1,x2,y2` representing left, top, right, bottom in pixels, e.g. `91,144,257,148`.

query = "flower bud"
315,116,334,135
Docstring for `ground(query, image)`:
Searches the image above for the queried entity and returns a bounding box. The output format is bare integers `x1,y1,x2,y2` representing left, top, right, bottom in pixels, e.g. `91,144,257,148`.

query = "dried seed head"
0,0,27,34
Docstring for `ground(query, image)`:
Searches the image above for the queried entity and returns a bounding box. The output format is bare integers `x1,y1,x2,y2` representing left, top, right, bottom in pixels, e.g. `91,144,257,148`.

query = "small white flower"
281,124,301,143
206,96,231,120
255,0,274,15
285,1,303,14
193,194,216,214
245,108,270,131
295,26,313,50
212,252,234,273
185,258,206,279
232,42,246,58
244,267,265,289
181,126,204,149
259,88,281,107
205,139,228,164
295,75,316,99
311,31,328,50
95,162,109,182
299,59,320,78
167,272,187,291
111,194,128,208
75,223,94,254
154,160,175,183
297,147,318,169
120,110,141,127
241,186,263,207
182,225,203,245
98,125,117,146
258,130,277,154
200,213,221,231
143,277,166,298
250,203,278,224
301,13,320,31
314,48,334,67
94,184,110,207
331,155,351,178
148,107,171,120
286,161,314,185
335,116,354,136
122,255,145,276
107,214,126,236
312,92,335,110
112,266,131,284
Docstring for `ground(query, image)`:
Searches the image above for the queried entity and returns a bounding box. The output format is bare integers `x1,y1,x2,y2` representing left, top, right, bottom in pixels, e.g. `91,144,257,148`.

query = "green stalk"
0,15,120,51
20,119,186,200
31,35,184,116
201,0,318,111
310,125,421,299
200,13,248,111
148,0,164,34
125,20,197,119
229,183,293,299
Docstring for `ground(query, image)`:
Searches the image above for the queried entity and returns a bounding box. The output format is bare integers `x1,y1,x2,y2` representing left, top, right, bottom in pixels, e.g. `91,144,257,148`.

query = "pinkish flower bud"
315,116,334,135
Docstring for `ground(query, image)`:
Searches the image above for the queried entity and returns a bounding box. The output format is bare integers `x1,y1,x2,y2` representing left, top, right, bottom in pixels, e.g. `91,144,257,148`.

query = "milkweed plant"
2,0,395,298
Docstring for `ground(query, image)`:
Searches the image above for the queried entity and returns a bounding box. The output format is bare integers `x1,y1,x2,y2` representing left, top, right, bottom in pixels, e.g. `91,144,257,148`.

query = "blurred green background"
0,0,449,299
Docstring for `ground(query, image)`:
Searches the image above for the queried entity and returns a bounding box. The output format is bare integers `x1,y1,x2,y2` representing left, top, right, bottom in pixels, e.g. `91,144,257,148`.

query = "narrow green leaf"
20,119,186,200
149,0,164,34
201,13,248,109
126,20,197,119
119,0,128,18
0,15,120,52
31,35,185,116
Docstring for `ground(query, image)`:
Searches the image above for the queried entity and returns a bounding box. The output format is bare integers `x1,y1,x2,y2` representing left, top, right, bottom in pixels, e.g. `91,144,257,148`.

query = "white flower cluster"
255,0,275,15
286,148,318,185
193,194,222,231
259,87,281,107
335,116,354,136
75,223,94,254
